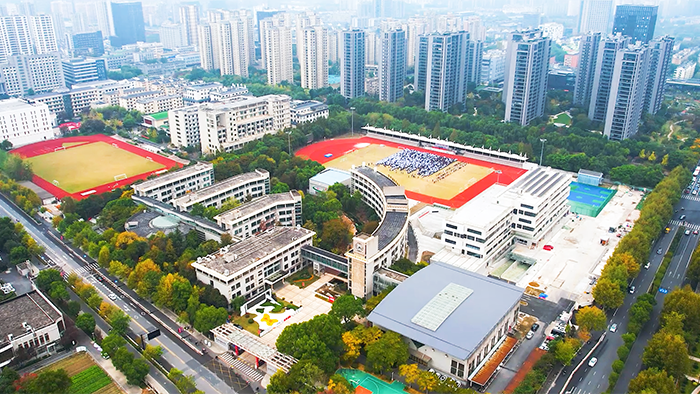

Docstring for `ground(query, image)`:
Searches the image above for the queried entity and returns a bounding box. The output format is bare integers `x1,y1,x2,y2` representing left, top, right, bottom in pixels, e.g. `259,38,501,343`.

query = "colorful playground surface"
296,137,527,208
250,297,298,336
11,134,181,200
568,182,616,217
337,369,406,394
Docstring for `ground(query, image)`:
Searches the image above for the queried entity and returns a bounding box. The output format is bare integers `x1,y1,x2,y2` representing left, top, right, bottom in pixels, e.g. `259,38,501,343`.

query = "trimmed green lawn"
551,112,572,126
233,313,260,336
288,267,319,288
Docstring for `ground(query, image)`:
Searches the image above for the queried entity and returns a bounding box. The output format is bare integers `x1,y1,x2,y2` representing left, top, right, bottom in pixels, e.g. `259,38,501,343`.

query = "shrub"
612,359,625,374
617,345,630,361
248,318,254,324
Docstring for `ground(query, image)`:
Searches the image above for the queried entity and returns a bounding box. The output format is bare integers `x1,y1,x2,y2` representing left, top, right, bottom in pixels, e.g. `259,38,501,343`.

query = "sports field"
27,142,164,193
12,134,181,200
297,137,527,208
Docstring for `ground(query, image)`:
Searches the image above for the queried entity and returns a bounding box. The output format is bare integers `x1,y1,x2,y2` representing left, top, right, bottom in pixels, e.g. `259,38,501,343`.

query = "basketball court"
297,137,527,208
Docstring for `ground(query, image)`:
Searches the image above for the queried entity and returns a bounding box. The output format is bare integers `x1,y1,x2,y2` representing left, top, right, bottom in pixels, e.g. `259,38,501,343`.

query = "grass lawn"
26,141,164,193
38,353,122,394
62,142,85,148
232,313,260,336
551,112,573,126
288,267,319,288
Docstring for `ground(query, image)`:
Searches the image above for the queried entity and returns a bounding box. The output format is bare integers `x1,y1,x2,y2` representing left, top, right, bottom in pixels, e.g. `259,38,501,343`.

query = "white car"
588,357,598,367
75,346,87,353
108,293,118,300
610,324,618,332
526,331,534,340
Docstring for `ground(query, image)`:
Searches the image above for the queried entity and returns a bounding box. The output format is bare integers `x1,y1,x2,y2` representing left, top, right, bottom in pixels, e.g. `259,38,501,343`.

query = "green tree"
35,269,62,292
66,301,81,318
112,347,134,372
642,331,691,379
592,277,625,309
628,368,678,394
143,344,163,361
109,309,131,334
193,305,228,334
365,331,409,373
49,281,69,302
330,294,365,324
576,306,607,332
3,155,33,181
97,246,110,267
168,368,200,394
123,358,150,386
29,369,72,394
75,313,96,335
318,218,352,254
230,296,246,314
0,368,20,394
551,338,581,366
276,314,344,373
101,333,126,356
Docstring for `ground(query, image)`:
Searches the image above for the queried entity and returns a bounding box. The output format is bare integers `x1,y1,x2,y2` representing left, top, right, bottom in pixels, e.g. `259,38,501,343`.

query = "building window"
451,360,465,378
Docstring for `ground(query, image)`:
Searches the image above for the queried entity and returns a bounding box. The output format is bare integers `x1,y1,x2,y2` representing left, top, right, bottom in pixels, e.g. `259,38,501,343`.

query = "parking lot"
258,274,335,347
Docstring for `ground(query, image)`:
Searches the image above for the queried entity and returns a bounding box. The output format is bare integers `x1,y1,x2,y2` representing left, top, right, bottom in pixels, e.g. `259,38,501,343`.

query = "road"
551,193,700,394
0,195,252,394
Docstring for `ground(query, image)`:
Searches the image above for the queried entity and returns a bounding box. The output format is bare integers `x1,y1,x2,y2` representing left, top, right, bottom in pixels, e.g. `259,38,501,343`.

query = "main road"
550,193,700,394
0,195,252,394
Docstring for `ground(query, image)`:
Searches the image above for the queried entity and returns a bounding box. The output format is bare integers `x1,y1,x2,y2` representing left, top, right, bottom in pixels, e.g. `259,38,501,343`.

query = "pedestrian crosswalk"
217,353,264,382
669,220,700,231
682,195,700,202
66,262,100,277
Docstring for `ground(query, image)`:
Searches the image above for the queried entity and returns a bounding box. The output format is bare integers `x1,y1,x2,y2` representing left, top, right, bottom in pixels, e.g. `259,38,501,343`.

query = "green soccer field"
26,141,165,193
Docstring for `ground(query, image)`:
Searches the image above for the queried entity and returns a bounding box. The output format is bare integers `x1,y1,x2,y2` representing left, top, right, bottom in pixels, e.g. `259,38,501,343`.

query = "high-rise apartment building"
406,18,427,68
198,12,253,78
574,32,601,107
179,4,200,47
612,5,658,44
644,36,673,115
588,34,630,123
603,44,649,141
379,29,405,103
0,15,57,63
503,29,551,126
298,26,328,89
341,29,365,99
110,2,145,47
96,1,113,38
72,31,105,56
481,49,506,85
327,29,339,63
416,31,480,112
261,15,293,85
577,0,613,34
160,23,184,49
28,14,57,54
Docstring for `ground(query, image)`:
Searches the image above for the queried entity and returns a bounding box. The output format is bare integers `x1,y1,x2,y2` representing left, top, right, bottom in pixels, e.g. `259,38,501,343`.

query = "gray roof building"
368,263,523,360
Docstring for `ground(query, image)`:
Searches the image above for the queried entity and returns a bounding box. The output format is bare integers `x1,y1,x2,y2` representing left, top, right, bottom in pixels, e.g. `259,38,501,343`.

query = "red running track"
11,134,182,201
296,137,527,208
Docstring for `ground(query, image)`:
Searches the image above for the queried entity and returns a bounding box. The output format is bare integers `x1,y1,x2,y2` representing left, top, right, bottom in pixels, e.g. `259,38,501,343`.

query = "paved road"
551,195,700,394
0,196,252,394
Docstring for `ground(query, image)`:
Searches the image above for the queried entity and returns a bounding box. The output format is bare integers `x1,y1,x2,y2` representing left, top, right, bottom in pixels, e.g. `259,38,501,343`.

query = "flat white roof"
449,184,511,228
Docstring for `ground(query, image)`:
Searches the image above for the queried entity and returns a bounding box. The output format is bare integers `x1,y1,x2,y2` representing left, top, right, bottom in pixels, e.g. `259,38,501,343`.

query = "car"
610,323,618,332
108,293,118,300
101,351,110,360
686,230,692,236
75,346,87,353
526,331,534,340
644,262,651,269
657,248,663,255
628,285,636,294
694,191,697,195
588,357,598,367
680,215,687,220
531,323,540,332
695,230,699,235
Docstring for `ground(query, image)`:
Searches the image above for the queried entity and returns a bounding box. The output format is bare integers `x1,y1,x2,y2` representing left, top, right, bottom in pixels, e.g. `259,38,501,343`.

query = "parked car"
657,248,663,255
680,215,687,220
75,346,87,353
526,331,534,340
531,323,540,332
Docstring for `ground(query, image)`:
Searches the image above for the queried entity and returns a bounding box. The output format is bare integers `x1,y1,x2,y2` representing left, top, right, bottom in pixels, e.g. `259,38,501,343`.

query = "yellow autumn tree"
99,301,117,320
648,152,657,162
662,154,669,166
415,370,439,391
399,364,421,385
115,231,146,248
127,259,161,297
639,149,647,159
341,331,363,364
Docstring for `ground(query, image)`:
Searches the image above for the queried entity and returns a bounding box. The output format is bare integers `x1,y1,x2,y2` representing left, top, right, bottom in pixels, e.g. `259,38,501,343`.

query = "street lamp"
539,138,547,166
350,107,356,137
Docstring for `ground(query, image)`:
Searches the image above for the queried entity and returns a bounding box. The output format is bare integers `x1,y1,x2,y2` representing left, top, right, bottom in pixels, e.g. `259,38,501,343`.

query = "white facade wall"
0,99,55,147
132,162,214,203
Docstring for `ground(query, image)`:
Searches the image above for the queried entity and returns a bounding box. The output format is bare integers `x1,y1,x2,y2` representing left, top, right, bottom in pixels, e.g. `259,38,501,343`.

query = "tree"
168,368,199,394
0,368,20,394
109,309,131,335
330,295,365,324
366,286,393,313
399,364,421,386
143,344,163,361
628,368,677,394
29,369,72,394
193,305,228,334
267,370,293,394
327,374,353,394
35,269,62,292
318,218,352,254
642,331,690,379
49,281,69,302
551,338,581,366
97,246,110,267
661,285,700,335
123,358,150,386
365,331,409,373
230,296,246,314
276,314,344,373
576,306,607,333
75,313,96,335
66,301,81,319
592,277,625,309
112,347,134,372
3,155,33,181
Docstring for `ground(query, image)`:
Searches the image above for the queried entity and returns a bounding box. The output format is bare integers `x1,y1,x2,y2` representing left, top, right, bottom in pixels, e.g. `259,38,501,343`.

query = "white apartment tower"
198,13,253,78
341,29,366,99
588,35,631,123
574,32,602,107
645,36,674,115
263,24,293,85
577,0,613,34
299,25,329,89
503,29,551,126
28,14,58,54
379,29,406,103
327,29,339,63
603,45,650,141
179,4,200,47
0,15,57,63
406,18,428,68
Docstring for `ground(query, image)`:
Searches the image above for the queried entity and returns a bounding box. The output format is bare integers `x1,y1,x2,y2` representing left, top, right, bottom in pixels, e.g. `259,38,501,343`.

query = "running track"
11,134,182,201
296,137,527,208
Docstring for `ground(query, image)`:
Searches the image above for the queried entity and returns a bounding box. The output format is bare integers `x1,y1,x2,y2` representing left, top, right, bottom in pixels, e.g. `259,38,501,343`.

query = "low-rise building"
142,111,170,129
61,58,107,88
172,169,270,212
368,263,522,388
209,85,249,102
169,105,201,148
308,168,351,195
214,191,302,239
132,162,214,203
135,94,184,114
0,99,55,147
0,289,65,368
183,82,223,103
198,94,291,155
191,226,315,300
118,91,161,111
290,100,329,124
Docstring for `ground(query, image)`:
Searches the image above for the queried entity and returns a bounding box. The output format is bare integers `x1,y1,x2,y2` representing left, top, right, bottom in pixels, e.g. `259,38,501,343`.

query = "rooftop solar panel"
411,283,473,331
